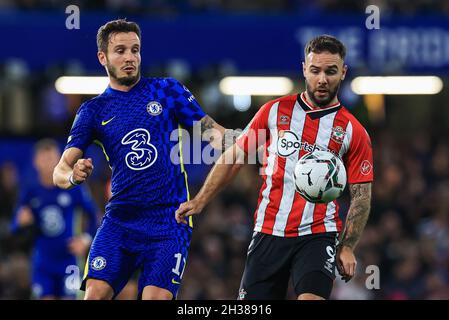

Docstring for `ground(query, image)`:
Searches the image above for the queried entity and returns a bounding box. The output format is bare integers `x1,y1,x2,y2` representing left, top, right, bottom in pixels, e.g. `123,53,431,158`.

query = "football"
293,150,347,203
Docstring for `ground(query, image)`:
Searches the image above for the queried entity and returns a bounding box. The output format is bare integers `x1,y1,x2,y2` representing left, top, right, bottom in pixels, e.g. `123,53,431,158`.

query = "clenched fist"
71,158,94,185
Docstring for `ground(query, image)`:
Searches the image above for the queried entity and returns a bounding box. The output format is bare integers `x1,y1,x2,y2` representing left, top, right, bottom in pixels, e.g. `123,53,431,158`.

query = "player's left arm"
200,115,239,152
337,182,372,282
337,119,374,282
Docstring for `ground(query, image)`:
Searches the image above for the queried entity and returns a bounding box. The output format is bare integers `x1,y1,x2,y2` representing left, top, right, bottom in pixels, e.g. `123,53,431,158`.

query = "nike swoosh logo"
171,279,181,285
101,117,115,126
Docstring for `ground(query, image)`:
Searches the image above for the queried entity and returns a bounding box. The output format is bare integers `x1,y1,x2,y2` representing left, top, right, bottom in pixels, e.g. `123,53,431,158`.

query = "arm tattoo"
339,183,372,249
222,129,239,152
200,115,217,145
201,116,239,152
200,115,215,132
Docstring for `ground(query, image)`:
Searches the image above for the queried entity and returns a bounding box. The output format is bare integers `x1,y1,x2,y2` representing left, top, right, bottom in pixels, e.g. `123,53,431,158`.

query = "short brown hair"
304,35,346,60
34,138,59,154
96,19,141,53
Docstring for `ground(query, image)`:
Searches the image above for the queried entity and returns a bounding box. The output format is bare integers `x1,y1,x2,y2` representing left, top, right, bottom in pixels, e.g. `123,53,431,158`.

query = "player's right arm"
53,147,94,189
54,99,96,189
175,143,245,224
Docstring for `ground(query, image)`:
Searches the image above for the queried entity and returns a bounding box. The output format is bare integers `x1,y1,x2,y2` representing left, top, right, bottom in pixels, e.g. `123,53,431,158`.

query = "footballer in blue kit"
53,19,232,300
12,139,98,299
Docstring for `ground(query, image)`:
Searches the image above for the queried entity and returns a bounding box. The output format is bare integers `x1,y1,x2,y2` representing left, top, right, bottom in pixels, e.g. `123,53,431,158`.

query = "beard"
305,80,341,108
106,62,140,87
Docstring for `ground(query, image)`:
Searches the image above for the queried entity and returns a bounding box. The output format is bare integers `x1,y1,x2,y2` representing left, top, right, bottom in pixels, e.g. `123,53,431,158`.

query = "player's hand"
336,245,357,283
175,198,205,224
68,234,92,256
72,158,94,184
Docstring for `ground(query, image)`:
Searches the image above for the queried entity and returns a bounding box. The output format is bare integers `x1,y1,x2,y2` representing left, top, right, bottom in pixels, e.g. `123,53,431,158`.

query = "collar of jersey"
297,92,341,119
104,77,144,95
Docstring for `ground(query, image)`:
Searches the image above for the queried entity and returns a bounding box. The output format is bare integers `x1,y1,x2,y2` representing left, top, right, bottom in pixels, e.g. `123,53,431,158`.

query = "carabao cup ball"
293,150,347,203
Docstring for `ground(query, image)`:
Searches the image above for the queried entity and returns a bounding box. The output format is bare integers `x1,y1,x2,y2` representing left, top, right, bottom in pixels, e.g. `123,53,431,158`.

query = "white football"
293,150,347,203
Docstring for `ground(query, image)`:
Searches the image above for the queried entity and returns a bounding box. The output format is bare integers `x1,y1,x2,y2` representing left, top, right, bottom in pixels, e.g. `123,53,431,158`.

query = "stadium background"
1,0,449,299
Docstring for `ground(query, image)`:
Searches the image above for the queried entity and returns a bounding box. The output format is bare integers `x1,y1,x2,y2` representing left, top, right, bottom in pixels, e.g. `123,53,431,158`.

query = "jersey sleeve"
65,101,96,152
344,122,374,184
168,78,206,128
77,185,99,237
236,101,272,155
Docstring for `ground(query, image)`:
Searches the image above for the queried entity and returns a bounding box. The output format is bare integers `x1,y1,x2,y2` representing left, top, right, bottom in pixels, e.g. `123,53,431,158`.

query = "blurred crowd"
2,121,449,299
1,0,449,15
332,130,449,299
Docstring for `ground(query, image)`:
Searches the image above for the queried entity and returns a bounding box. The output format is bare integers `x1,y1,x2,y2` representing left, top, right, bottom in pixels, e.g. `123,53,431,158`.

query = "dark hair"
304,35,346,60
96,19,141,53
34,138,59,154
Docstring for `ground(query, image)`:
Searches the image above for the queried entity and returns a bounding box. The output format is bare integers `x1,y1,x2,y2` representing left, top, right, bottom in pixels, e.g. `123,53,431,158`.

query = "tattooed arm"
200,115,239,152
340,183,372,248
336,182,372,282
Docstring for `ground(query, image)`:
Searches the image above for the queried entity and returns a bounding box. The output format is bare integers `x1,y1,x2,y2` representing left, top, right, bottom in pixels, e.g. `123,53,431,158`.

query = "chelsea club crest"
147,101,163,116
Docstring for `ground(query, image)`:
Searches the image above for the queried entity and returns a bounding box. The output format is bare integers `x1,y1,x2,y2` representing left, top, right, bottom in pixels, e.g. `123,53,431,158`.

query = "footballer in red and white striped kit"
176,35,373,300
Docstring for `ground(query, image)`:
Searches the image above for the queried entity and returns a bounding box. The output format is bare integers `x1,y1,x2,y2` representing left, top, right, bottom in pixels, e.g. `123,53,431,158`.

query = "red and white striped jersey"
236,92,374,237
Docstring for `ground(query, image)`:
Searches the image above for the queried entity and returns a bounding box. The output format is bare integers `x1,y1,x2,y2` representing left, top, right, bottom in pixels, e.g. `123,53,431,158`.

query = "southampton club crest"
279,115,290,125
147,101,163,116
331,126,346,144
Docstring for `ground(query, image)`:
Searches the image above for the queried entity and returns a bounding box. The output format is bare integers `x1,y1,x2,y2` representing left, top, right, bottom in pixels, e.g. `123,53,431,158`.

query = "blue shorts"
81,214,192,299
32,261,79,299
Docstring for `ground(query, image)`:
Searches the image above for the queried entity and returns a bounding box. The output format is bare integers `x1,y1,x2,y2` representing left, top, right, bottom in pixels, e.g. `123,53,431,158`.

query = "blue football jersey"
65,77,206,228
11,183,98,269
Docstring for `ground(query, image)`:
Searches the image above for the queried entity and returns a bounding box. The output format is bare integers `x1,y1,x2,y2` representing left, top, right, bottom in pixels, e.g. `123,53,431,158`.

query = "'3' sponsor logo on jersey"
121,128,158,170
